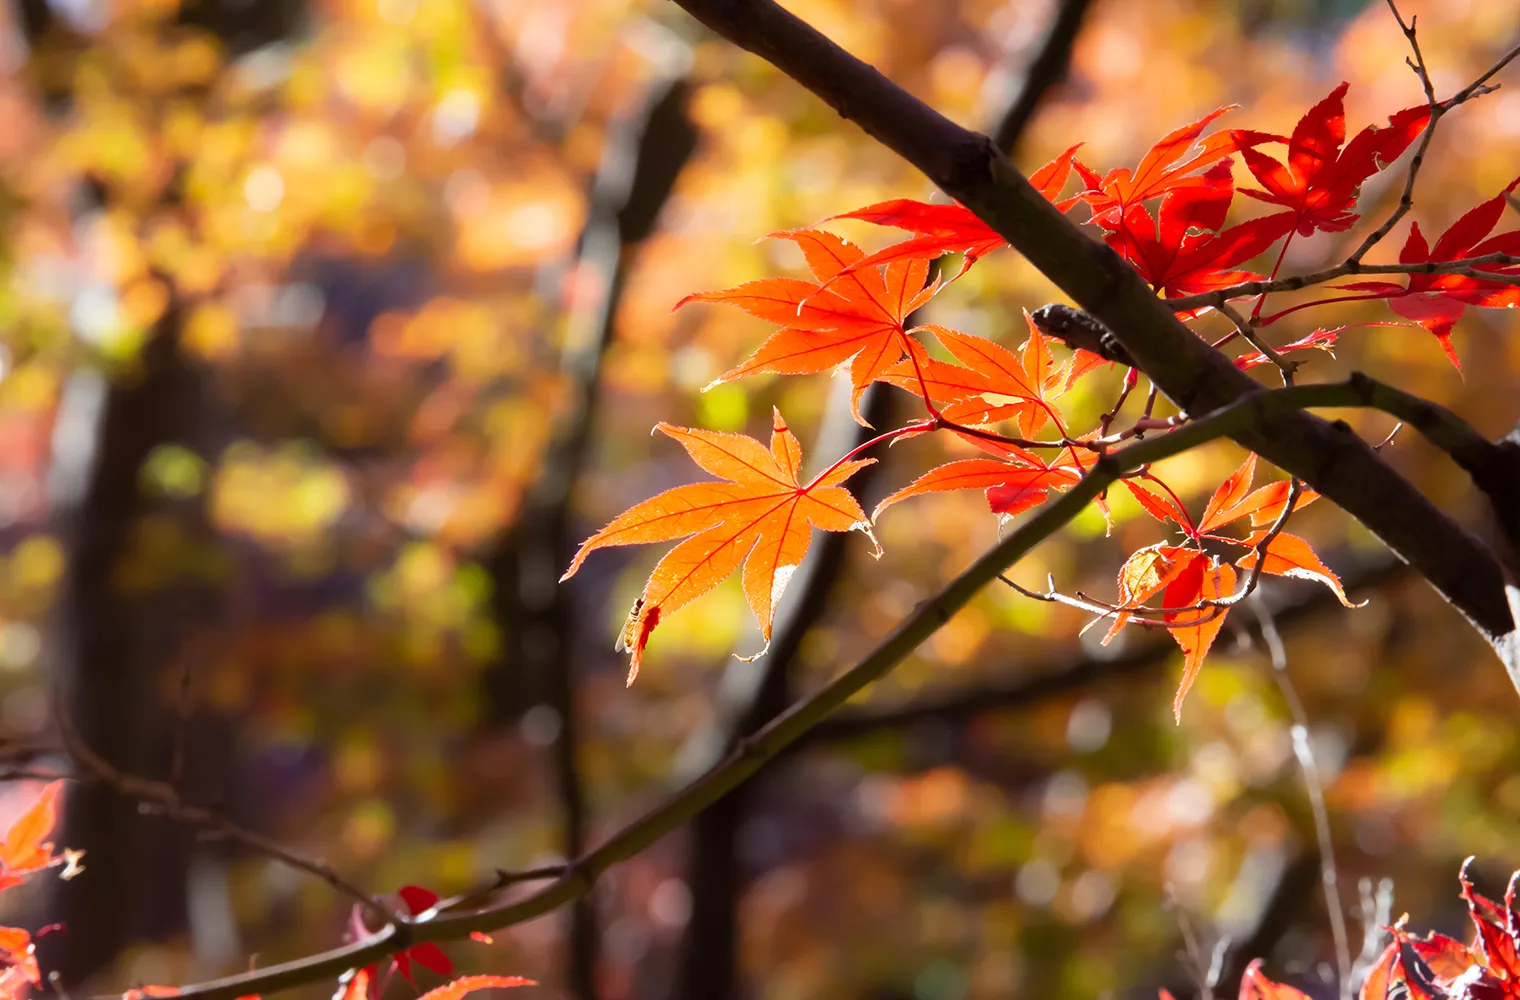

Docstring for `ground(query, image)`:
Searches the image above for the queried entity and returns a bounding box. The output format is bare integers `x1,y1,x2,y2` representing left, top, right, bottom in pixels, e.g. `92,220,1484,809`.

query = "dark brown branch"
103,379,1428,1000
666,0,1517,668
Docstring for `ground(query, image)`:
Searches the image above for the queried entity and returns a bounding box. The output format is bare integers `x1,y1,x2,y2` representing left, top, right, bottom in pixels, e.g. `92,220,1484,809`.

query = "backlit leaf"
1165,558,1236,720
1237,531,1360,607
562,409,875,681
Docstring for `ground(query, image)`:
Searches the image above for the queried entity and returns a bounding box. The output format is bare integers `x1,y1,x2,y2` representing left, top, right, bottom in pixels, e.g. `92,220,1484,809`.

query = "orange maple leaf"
0,781,66,895
879,312,1073,437
1106,454,1354,719
416,976,537,1000
676,229,938,424
561,409,877,682
873,313,1106,521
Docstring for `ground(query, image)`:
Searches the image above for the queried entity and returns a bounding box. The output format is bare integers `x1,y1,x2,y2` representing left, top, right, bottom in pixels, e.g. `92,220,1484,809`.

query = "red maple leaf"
871,313,1099,519
873,449,1079,520
0,926,38,994
1336,178,1520,369
347,885,455,996
1077,105,1246,229
677,228,938,424
1233,326,1342,370
1103,160,1295,300
1356,860,1520,1000
1231,82,1431,236
561,410,876,680
824,143,1084,277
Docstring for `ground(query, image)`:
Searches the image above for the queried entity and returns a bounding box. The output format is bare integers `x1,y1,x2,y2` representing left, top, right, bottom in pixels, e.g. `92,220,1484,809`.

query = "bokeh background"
0,0,1517,997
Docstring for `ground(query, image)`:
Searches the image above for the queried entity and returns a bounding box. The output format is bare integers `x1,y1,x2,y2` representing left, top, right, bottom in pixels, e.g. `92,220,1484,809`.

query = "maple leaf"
1359,860,1520,1000
1104,160,1295,300
1234,327,1340,370
873,314,1106,522
389,886,454,984
416,976,538,1000
561,409,876,681
1238,960,1313,1000
346,885,454,997
0,781,66,894
1458,859,1520,984
824,143,1084,278
1231,82,1431,236
1105,454,1349,718
879,313,1072,437
0,927,38,992
1163,556,1237,719
1077,106,1247,228
677,229,938,424
874,460,1079,520
1337,178,1520,369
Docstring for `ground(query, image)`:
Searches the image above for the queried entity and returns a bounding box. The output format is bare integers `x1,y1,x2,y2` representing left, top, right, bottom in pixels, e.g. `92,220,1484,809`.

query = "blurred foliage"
0,0,1514,998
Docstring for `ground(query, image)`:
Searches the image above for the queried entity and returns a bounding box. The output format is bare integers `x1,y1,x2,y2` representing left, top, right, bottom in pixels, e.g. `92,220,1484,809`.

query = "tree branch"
674,7,1098,993
123,382,1429,1000
664,0,1517,664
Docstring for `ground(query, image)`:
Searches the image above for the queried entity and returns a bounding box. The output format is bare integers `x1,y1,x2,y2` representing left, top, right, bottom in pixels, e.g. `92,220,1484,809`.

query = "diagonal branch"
120,383,1440,1000
664,0,1517,664
673,7,1099,995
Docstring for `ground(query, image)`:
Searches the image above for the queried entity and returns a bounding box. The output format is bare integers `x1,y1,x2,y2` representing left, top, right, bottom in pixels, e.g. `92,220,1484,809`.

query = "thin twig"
1160,18,1520,317
1164,251,1520,314
54,695,397,926
1346,1,1445,265
434,866,569,914
1217,302,1297,387
812,555,1402,744
1169,888,1217,1000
